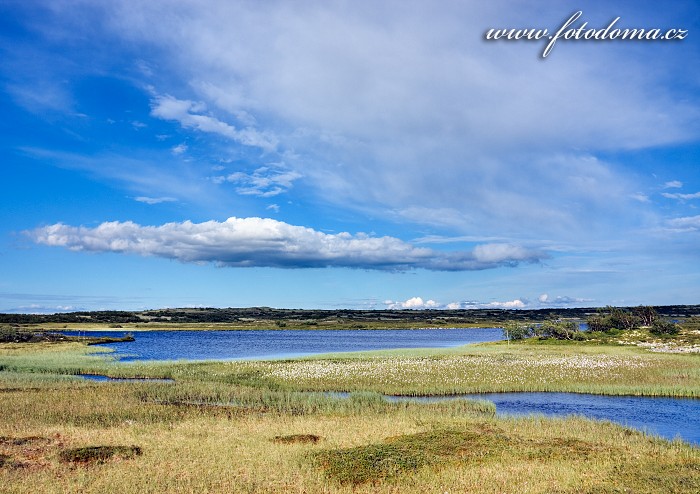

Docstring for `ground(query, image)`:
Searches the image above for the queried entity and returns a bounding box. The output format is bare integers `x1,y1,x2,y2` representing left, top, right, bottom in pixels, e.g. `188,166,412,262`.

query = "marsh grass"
1,337,700,492
3,409,695,493
4,337,699,397
213,343,700,397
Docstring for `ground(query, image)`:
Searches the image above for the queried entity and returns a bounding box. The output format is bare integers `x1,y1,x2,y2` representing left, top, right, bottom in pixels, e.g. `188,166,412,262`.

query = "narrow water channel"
387,392,699,446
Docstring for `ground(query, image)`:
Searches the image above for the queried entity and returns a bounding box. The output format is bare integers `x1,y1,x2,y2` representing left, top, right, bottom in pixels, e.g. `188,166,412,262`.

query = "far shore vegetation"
1,303,698,331
1,304,699,492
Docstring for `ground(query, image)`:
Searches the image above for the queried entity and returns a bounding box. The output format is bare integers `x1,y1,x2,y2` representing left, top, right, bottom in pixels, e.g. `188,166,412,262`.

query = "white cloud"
384,295,594,310
218,166,302,197
134,196,177,205
27,217,545,271
663,180,683,189
631,193,650,203
384,297,440,309
88,1,697,244
486,299,527,309
667,215,700,232
150,94,277,151
266,204,280,213
171,143,188,155
661,191,700,201
488,298,526,309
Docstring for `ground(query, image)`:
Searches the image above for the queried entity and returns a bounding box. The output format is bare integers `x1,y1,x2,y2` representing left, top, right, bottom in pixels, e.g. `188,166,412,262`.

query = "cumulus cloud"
384,295,591,310
384,297,441,310
486,299,527,309
27,218,545,271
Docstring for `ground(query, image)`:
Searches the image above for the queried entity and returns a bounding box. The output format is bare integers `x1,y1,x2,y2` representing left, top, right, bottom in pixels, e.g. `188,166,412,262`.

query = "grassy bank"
1,376,698,493
1,334,699,492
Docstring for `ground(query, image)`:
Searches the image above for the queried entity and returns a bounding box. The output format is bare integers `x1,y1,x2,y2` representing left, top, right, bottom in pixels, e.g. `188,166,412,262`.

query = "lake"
64,327,503,361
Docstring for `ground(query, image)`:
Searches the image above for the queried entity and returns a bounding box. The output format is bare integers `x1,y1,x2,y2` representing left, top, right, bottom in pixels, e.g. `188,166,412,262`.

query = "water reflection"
63,328,503,361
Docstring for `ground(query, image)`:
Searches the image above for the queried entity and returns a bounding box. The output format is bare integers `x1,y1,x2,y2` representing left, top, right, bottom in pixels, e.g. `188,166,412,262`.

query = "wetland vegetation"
1,306,699,492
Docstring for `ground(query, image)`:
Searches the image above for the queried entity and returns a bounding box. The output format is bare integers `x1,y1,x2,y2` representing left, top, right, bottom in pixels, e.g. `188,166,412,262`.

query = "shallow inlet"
385,392,700,446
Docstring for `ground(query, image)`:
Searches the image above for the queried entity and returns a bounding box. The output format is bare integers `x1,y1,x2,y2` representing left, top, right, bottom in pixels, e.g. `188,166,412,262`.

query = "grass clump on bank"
59,445,142,464
313,425,508,484
273,434,323,444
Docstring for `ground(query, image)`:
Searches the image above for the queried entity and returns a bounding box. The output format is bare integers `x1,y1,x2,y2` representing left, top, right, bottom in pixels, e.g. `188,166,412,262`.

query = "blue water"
63,327,502,361
387,392,700,446
77,374,174,383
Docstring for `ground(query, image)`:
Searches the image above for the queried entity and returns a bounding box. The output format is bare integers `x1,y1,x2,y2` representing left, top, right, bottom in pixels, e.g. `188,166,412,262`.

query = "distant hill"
1,305,698,326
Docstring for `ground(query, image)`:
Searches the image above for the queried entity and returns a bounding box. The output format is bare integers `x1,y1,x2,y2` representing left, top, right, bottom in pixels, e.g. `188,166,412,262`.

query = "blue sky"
1,0,699,313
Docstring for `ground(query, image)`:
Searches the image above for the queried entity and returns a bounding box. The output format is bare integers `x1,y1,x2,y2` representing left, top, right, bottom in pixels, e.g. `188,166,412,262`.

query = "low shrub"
650,320,681,336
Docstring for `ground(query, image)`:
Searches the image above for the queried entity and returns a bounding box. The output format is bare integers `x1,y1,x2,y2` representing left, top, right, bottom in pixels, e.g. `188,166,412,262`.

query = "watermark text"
484,11,688,58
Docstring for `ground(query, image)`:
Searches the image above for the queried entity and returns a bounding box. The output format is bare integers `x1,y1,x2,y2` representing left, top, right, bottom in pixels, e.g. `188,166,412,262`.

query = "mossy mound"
273,434,323,444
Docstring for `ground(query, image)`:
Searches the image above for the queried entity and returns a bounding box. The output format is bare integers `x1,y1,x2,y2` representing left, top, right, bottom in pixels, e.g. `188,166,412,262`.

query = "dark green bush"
650,320,680,336
538,321,581,340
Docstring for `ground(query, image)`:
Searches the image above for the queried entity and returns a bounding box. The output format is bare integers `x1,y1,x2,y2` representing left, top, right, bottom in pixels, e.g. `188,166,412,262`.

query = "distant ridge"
1,305,698,325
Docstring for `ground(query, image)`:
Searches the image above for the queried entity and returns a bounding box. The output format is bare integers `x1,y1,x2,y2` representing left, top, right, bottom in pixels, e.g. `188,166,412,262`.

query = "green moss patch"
313,425,508,484
273,434,323,444
0,435,49,446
